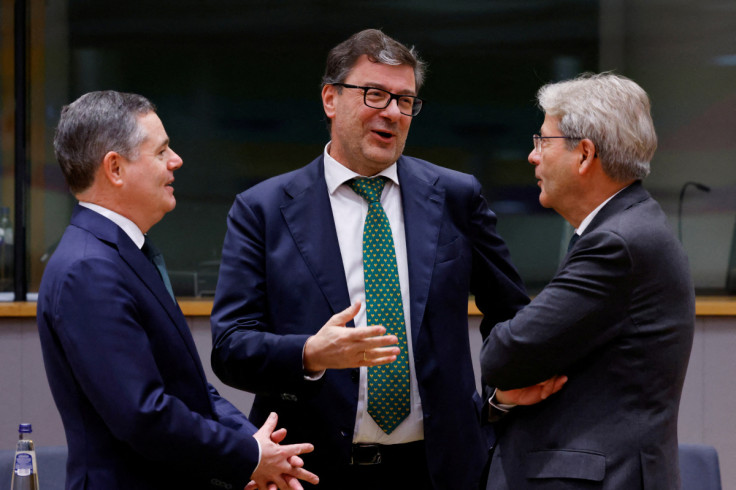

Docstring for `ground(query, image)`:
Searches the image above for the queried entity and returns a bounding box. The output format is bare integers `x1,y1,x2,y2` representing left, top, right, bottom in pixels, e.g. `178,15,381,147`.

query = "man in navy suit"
37,91,319,490
210,29,530,489
482,73,695,489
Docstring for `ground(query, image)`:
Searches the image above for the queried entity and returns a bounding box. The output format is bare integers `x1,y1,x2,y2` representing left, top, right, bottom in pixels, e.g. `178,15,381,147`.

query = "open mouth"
373,129,394,141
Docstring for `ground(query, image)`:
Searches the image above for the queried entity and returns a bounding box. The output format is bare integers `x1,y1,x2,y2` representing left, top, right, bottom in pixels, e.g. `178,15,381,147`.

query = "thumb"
328,301,361,327
254,412,278,438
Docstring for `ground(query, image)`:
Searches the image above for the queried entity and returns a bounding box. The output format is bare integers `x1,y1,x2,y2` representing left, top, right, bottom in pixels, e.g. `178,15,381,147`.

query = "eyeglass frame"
532,134,582,153
331,82,424,117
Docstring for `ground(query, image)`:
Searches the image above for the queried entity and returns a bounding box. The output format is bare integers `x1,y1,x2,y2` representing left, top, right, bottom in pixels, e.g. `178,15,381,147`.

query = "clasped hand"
246,412,319,490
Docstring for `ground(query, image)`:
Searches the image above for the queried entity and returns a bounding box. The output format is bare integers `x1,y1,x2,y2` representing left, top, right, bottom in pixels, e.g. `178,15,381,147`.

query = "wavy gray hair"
537,72,656,182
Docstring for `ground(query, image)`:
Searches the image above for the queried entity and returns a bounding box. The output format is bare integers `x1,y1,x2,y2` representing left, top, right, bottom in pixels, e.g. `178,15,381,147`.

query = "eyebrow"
156,137,170,151
361,82,417,97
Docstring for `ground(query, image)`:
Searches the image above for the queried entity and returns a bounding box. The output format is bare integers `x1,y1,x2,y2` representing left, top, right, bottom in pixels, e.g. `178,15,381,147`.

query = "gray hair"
53,90,156,194
322,29,426,91
536,72,656,182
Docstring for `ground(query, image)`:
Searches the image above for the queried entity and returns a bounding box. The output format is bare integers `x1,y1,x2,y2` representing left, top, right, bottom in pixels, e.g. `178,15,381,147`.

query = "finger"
366,353,398,366
288,467,320,485
360,333,399,347
539,381,554,400
281,474,304,490
285,474,305,490
360,345,400,361
256,412,278,436
541,376,567,399
271,428,287,444
284,442,315,457
350,325,388,339
244,481,257,490
368,344,401,355
327,302,361,327
263,476,286,490
287,455,304,468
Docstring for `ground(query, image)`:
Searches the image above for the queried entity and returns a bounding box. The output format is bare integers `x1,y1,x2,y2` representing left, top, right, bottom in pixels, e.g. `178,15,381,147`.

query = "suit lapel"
281,157,352,317
584,181,649,235
71,205,209,388
397,159,445,343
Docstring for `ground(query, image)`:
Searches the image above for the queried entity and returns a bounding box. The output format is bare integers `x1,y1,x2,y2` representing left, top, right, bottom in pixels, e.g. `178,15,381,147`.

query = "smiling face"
322,55,416,176
119,112,183,232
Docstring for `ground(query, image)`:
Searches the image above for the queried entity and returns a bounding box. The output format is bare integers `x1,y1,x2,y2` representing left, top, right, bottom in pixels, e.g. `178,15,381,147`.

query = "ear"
578,139,598,175
102,151,125,187
322,84,337,120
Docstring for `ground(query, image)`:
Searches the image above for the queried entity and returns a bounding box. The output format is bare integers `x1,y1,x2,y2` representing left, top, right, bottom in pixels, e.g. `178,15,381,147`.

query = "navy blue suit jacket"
481,182,695,489
210,155,529,489
37,206,259,490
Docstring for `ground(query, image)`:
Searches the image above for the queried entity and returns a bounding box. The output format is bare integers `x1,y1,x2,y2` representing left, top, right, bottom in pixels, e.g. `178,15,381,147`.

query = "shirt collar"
575,185,630,235
323,142,400,195
78,201,146,248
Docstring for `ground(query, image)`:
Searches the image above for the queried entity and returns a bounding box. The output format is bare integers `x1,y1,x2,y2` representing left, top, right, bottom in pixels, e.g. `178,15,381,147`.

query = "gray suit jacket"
481,182,695,489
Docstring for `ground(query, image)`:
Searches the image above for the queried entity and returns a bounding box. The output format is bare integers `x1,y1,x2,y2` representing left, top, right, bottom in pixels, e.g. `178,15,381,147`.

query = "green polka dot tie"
349,177,411,434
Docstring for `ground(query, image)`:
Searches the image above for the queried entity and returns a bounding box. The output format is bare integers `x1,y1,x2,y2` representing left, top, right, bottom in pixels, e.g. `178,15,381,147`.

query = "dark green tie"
348,177,411,434
142,236,176,302
567,233,580,253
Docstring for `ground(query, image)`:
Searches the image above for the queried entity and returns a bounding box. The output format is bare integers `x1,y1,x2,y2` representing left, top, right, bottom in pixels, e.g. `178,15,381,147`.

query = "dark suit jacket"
37,205,259,490
481,182,695,489
210,155,529,489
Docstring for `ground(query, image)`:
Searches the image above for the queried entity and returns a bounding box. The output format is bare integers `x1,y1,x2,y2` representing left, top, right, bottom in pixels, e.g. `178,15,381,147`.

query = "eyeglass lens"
364,88,422,116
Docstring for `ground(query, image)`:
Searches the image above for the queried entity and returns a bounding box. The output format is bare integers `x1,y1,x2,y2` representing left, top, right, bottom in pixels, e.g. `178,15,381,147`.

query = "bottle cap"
18,423,32,433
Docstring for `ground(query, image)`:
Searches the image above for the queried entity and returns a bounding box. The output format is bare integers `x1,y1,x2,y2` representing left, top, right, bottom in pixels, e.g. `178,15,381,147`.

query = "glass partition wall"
3,0,735,299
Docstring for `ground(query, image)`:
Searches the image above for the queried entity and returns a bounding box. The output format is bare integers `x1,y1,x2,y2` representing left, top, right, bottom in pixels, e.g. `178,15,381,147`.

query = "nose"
528,148,540,166
380,98,403,120
169,149,183,170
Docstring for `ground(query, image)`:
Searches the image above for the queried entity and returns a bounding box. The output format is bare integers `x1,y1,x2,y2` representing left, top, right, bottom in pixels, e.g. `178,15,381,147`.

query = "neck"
563,180,634,229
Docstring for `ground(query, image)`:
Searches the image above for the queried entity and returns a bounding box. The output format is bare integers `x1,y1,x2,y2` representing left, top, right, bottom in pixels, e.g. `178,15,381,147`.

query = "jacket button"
350,369,359,383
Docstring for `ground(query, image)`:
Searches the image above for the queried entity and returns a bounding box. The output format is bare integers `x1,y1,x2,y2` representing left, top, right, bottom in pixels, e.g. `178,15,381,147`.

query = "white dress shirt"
323,143,424,444
78,202,145,247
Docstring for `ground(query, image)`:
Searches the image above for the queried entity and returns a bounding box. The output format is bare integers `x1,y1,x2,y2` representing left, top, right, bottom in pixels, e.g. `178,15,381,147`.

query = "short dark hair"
322,29,426,91
53,91,156,194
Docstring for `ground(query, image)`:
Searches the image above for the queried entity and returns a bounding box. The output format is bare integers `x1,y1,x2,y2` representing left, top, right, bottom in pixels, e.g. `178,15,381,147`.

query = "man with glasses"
481,73,695,489
210,29,530,489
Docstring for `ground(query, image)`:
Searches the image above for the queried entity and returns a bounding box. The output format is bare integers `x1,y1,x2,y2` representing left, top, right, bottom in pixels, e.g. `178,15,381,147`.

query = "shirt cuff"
251,438,262,475
302,340,325,380
489,388,516,412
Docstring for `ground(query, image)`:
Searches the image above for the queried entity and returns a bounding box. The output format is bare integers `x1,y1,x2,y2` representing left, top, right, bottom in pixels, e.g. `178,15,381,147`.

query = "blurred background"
2,1,736,486
1,0,735,297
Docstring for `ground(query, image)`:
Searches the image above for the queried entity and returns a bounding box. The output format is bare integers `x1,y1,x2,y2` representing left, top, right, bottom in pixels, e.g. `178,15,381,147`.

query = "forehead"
541,114,563,135
136,112,167,145
345,55,416,94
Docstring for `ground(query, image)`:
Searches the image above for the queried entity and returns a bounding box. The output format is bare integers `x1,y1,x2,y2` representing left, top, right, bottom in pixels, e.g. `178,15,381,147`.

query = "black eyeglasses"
532,134,581,153
332,83,424,117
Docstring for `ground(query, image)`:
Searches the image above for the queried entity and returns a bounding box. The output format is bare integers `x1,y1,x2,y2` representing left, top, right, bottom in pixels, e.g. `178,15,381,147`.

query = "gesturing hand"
303,302,401,373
